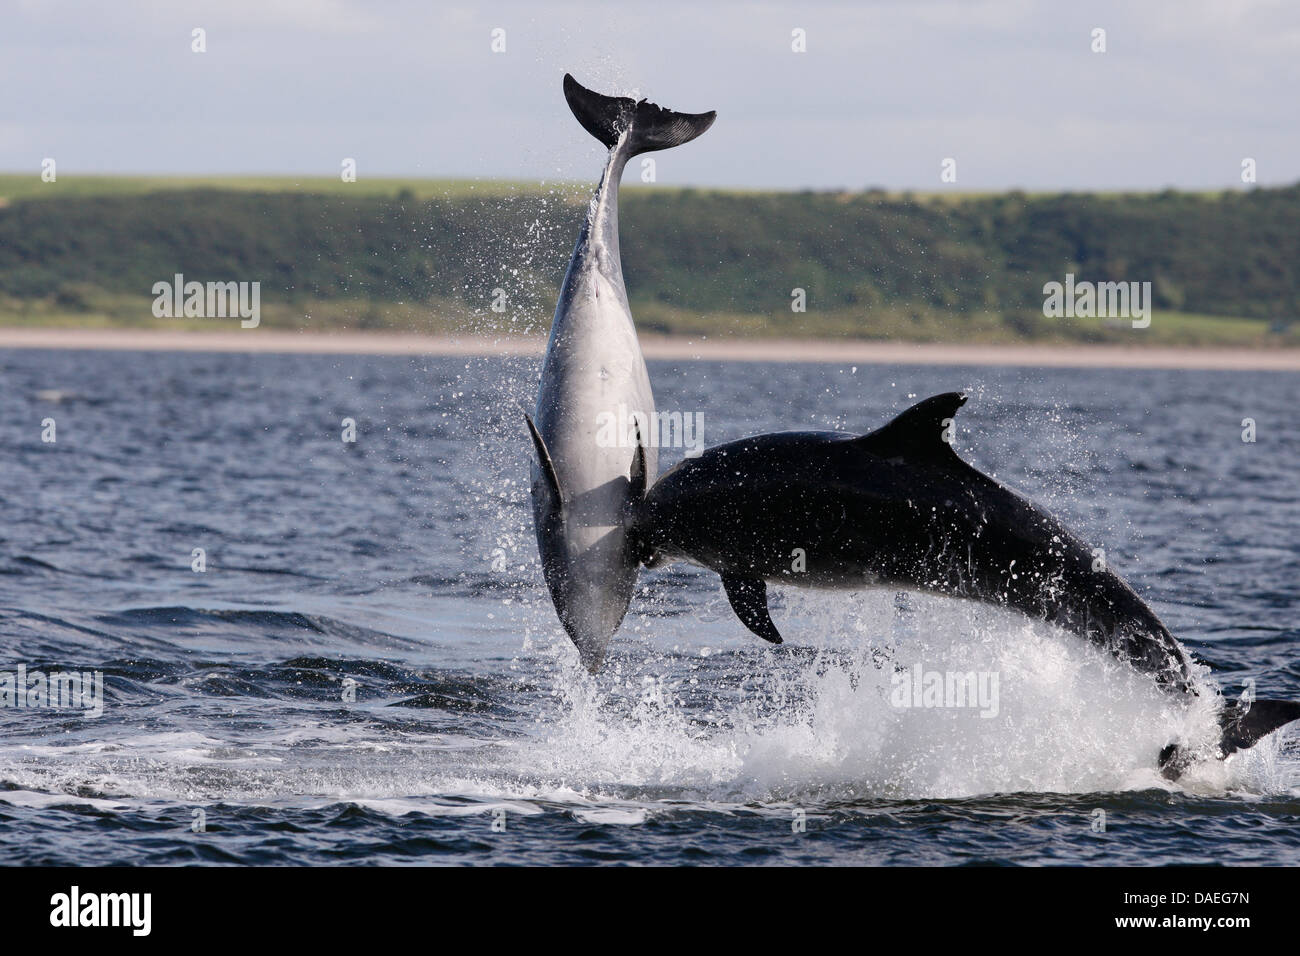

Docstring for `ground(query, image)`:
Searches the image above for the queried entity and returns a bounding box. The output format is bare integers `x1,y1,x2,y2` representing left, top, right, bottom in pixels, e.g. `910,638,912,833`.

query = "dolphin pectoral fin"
563,73,716,156
855,391,969,466
623,423,651,564
524,411,563,507
629,421,648,501
720,572,783,645
1159,698,1300,780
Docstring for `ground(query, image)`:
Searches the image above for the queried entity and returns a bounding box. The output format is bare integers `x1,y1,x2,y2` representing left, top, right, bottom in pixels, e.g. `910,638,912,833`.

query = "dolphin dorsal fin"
524,411,563,507
854,391,968,466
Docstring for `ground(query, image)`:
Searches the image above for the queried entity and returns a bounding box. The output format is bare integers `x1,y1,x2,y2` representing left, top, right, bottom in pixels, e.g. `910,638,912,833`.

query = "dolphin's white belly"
537,265,657,558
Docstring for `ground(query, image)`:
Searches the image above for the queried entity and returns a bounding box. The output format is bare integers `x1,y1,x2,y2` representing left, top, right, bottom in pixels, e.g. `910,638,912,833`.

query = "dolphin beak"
575,637,608,674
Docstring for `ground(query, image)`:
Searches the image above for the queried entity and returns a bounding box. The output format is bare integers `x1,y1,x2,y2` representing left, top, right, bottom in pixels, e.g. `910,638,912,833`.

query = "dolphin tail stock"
1159,698,1300,780
562,73,716,157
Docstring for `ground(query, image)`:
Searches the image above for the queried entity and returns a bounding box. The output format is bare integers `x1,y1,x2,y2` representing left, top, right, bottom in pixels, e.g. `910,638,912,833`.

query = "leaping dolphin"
632,391,1300,775
526,74,716,672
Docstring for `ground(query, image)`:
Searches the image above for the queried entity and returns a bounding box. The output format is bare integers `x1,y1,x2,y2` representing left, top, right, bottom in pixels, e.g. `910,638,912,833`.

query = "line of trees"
2,184,1296,327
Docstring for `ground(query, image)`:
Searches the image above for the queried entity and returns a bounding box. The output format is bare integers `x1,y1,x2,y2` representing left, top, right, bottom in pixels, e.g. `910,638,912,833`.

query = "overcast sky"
3,0,1298,190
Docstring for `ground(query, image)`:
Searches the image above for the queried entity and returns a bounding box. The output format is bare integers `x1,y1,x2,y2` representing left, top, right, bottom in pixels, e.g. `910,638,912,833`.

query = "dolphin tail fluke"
1216,698,1300,755
1159,698,1300,780
563,73,716,156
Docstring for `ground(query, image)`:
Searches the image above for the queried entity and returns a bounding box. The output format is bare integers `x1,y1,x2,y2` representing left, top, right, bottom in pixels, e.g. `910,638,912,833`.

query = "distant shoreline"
2,327,1299,370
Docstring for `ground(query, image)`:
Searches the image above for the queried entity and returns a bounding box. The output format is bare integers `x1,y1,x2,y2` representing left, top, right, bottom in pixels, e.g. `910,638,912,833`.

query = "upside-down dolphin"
632,391,1300,775
526,74,716,672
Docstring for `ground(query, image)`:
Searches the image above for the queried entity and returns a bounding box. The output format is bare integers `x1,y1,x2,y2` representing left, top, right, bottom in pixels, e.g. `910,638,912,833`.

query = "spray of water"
496,587,1298,805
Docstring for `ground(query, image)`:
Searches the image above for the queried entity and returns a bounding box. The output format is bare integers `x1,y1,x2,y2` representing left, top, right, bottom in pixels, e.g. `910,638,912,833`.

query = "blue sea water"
1,348,1298,865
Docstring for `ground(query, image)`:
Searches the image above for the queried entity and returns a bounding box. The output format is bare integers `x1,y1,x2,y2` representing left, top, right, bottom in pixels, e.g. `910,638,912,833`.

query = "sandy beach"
2,327,1299,370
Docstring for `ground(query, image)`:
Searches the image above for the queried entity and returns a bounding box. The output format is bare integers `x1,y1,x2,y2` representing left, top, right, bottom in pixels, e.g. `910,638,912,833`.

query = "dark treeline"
2,184,1297,326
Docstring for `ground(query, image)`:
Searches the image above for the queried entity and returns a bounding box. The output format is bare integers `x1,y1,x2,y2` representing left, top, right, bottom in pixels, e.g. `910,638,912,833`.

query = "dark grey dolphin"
526,75,715,672
632,391,1300,775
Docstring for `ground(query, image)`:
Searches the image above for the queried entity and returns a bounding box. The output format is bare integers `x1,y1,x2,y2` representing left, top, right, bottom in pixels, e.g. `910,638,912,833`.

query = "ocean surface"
1,348,1298,865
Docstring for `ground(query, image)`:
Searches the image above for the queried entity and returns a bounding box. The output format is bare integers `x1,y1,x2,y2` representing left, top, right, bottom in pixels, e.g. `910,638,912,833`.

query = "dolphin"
526,74,716,672
632,391,1300,775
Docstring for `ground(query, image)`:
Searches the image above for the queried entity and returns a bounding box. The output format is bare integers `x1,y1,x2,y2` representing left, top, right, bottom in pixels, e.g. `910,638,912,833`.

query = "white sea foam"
1,590,1295,817
503,589,1296,804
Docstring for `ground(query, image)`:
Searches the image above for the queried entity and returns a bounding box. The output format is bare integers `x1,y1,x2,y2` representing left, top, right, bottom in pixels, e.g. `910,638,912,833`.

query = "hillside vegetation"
1,175,1297,345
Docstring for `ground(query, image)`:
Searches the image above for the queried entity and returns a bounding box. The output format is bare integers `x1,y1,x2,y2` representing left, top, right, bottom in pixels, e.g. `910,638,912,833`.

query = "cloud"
1,0,1295,189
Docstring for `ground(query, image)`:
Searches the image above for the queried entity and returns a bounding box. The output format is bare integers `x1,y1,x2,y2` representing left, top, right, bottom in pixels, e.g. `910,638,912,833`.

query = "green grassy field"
4,173,1246,205
1,289,1285,348
0,173,563,203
